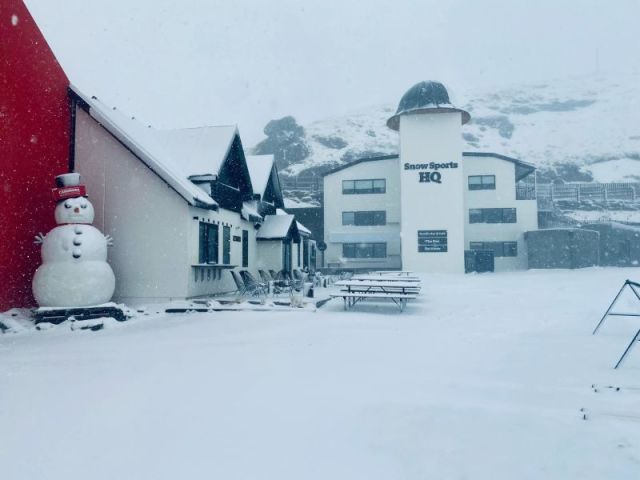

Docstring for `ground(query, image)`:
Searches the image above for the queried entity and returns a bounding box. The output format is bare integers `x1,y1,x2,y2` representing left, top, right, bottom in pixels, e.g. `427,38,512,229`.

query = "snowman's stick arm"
34,232,46,245
105,234,114,247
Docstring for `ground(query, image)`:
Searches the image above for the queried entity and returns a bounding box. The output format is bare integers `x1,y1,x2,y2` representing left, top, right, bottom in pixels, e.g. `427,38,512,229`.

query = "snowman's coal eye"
81,204,87,209
64,202,71,209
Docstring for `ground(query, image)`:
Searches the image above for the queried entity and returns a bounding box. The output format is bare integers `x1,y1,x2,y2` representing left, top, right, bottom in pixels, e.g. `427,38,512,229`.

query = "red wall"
0,1,70,310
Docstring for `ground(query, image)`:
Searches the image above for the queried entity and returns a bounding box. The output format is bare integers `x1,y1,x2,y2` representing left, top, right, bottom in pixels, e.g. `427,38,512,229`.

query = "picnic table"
332,278,421,312
350,274,421,283
372,270,414,276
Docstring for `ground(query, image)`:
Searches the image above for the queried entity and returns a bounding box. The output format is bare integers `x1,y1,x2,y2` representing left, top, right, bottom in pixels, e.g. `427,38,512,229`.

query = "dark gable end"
262,164,285,209
212,135,255,212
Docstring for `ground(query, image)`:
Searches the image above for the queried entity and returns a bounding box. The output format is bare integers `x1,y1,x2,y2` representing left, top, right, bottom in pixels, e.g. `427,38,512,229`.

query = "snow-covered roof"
296,221,311,236
462,152,536,181
257,214,297,240
71,86,239,208
245,155,274,196
241,200,262,222
321,151,535,180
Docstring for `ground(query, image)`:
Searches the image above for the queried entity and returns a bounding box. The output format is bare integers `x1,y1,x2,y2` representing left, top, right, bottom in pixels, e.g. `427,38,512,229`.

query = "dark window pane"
372,179,386,193
490,242,505,256
482,175,496,188
469,209,482,223
207,224,219,263
468,175,495,190
355,180,372,192
223,226,231,264
504,242,518,257
468,176,482,190
343,243,356,258
342,242,386,258
372,211,386,225
199,223,207,263
484,208,502,223
342,179,385,195
342,212,355,225
342,180,354,194
373,243,386,258
502,208,517,223
242,230,249,267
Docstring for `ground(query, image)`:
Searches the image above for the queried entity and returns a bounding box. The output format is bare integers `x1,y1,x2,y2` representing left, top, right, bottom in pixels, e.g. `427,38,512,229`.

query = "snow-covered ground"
2,268,640,479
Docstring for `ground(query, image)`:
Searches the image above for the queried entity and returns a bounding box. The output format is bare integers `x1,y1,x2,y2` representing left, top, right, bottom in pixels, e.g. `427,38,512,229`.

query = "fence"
536,183,639,202
280,177,323,193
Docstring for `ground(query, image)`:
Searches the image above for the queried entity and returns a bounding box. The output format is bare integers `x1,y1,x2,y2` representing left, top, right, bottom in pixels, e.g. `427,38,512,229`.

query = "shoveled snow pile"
1,268,640,479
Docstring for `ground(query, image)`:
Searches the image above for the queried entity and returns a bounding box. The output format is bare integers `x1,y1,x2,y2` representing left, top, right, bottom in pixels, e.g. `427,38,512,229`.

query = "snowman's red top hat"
52,173,86,201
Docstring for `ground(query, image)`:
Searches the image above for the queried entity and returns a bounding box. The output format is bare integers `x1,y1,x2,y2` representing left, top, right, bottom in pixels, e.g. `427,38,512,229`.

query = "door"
282,241,292,273
464,250,494,273
242,230,249,268
223,226,231,265
475,250,495,273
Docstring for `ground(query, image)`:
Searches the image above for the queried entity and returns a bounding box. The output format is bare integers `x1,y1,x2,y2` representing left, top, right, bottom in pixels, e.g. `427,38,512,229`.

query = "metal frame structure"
592,280,640,334
592,279,640,369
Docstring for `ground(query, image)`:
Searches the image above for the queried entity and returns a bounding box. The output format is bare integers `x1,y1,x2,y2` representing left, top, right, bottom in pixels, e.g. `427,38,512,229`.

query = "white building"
323,81,538,273
70,87,313,304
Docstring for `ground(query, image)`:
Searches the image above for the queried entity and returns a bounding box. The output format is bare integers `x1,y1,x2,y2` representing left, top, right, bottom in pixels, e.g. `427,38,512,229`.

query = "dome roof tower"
386,81,470,130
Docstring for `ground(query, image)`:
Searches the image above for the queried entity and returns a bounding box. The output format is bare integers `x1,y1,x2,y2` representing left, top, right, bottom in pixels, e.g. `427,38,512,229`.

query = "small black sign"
417,230,448,253
232,235,242,242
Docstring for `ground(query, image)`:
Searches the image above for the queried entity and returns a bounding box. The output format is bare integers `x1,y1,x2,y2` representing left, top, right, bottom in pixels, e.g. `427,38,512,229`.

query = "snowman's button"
73,238,82,246
72,249,82,259
74,226,83,234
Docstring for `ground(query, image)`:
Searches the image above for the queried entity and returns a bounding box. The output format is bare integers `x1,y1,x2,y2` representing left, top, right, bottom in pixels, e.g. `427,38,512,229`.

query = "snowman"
32,174,116,308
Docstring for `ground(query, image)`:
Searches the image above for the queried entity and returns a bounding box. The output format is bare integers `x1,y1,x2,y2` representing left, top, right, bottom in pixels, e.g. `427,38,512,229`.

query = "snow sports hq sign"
404,161,459,184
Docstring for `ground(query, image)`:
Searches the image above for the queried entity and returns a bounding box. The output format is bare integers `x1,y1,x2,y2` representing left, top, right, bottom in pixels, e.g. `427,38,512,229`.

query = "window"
198,222,219,264
342,210,386,226
470,241,518,257
342,242,387,258
242,230,249,268
468,175,496,190
342,178,386,194
469,208,517,224
223,226,231,264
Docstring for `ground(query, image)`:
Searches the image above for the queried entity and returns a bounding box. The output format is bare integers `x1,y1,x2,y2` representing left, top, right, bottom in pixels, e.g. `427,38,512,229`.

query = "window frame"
241,230,249,268
468,208,517,224
469,241,518,257
222,225,231,265
342,210,386,226
342,178,386,195
198,222,219,264
468,175,496,190
342,242,387,259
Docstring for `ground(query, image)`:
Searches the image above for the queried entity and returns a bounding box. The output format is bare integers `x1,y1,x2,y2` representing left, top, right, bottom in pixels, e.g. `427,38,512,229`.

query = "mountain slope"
275,72,640,185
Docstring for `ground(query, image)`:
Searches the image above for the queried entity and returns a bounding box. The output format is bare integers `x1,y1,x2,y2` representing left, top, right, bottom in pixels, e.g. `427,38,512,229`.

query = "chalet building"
323,81,538,273
70,88,314,304
245,155,317,273
0,0,315,309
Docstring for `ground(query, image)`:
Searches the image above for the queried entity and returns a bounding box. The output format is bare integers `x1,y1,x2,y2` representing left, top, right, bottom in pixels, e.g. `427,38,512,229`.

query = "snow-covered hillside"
280,72,640,183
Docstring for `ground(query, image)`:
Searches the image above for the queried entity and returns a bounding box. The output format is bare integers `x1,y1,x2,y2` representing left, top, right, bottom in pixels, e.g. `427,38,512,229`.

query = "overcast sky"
25,0,640,145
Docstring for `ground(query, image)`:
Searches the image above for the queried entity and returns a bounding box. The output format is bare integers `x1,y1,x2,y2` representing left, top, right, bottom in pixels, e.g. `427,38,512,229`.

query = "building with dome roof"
322,81,538,273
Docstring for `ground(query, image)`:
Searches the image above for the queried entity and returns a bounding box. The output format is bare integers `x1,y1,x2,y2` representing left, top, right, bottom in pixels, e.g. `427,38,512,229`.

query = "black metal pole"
614,328,640,369
593,281,629,334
